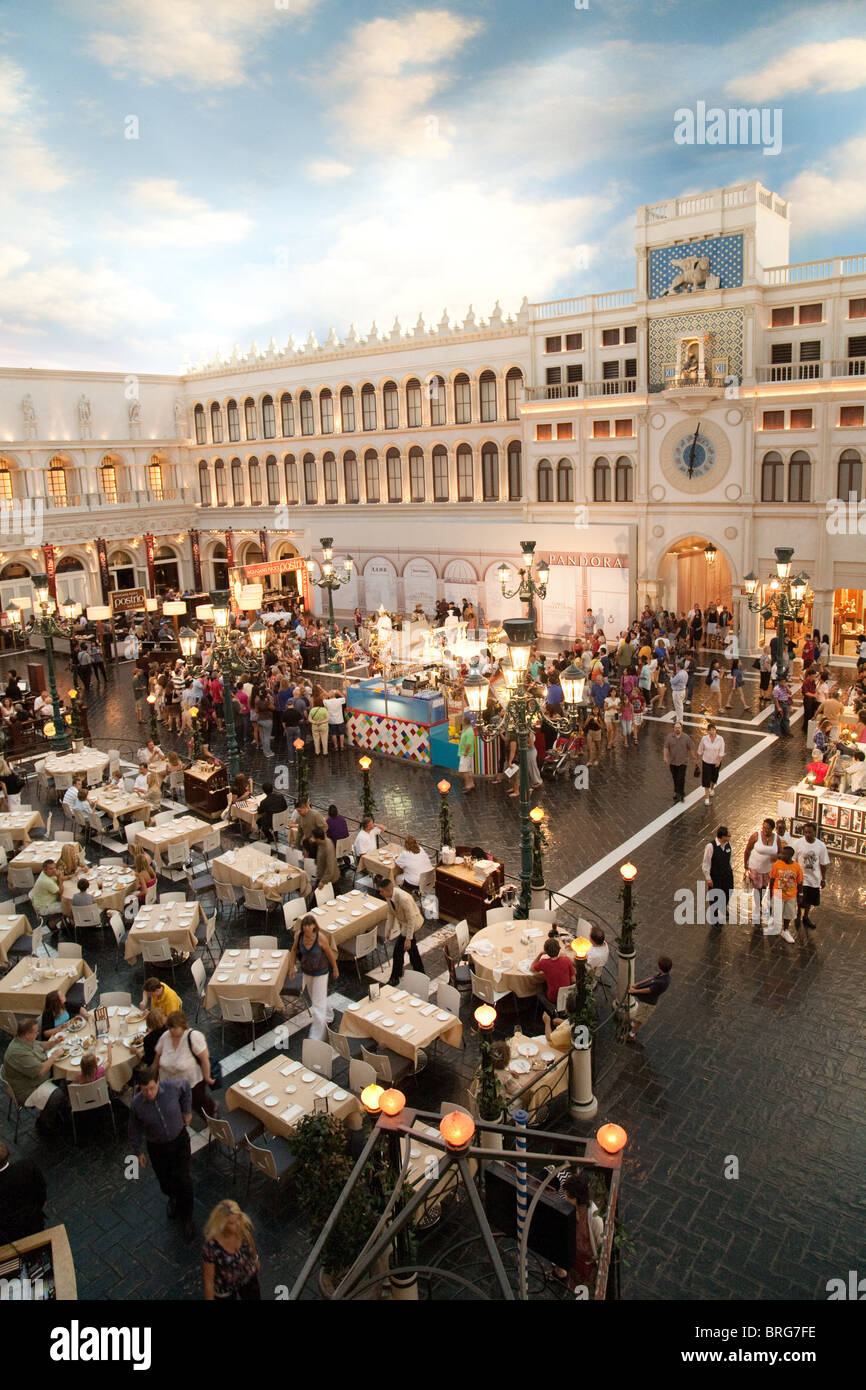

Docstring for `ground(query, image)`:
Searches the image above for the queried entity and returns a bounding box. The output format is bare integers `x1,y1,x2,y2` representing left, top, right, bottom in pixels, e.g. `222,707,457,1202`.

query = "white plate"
518,1042,539,1057
270,951,282,958
300,1071,316,1083
380,1016,395,1028
215,973,230,981
264,1096,279,1107
284,1085,296,1094
409,997,423,1008
228,949,241,956
541,1050,557,1063
332,1089,348,1101
394,1008,404,1015
436,1011,450,1022
238,1077,254,1089
346,1001,362,1012
258,973,273,982
509,1057,531,1075
350,911,362,917
410,1146,421,1159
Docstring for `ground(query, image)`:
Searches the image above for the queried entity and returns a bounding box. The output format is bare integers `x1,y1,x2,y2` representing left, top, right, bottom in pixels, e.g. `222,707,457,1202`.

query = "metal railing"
755,358,866,382
525,378,639,401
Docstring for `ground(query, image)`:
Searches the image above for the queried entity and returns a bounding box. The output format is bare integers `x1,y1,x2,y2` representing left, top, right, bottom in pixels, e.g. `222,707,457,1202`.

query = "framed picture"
852,810,863,834
843,835,858,854
859,840,866,858
822,805,839,828
823,831,841,849
839,808,851,830
797,795,816,820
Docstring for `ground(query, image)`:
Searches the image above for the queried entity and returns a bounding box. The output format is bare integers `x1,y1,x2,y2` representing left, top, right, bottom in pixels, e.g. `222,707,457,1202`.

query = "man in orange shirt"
767,845,803,944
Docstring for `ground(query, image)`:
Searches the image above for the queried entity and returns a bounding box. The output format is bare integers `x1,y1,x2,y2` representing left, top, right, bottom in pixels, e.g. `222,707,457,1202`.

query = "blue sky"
1,0,865,372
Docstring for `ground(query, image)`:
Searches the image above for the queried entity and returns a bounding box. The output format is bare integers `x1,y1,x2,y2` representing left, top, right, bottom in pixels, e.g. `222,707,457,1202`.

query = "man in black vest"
702,825,734,927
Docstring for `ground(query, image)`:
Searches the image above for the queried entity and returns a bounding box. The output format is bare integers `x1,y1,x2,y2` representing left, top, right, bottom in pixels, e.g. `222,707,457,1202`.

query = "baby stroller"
541,731,584,778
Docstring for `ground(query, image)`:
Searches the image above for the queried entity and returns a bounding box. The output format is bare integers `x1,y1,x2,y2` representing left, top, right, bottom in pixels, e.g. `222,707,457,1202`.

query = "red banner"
225,530,234,568
96,537,110,604
237,555,310,610
42,544,57,603
144,534,156,597
189,529,203,590
259,529,269,562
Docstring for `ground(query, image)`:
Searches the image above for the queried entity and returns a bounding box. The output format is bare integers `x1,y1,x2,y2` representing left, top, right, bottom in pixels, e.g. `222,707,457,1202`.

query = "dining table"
0,912,31,967
494,1029,571,1121
50,1005,145,1092
228,794,265,830
212,846,309,901
43,748,109,780
356,842,405,883
0,809,45,845
124,900,201,963
9,839,76,871
0,955,93,1016
89,787,151,831
226,1053,362,1137
61,865,138,916
307,888,387,948
133,814,213,870
340,982,463,1067
465,918,555,998
206,946,290,1011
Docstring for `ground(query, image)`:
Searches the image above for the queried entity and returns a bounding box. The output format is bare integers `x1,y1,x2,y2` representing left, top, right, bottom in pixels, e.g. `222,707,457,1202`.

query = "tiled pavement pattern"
1,648,864,1300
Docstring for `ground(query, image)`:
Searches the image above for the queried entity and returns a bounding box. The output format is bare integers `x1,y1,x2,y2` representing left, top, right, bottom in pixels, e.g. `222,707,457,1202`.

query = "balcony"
530,290,636,321
525,379,639,402
38,487,194,511
763,256,866,285
755,358,865,383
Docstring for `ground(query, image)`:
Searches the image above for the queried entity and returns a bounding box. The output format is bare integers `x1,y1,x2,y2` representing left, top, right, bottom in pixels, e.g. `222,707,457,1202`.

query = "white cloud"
726,37,866,99
784,132,866,234
305,159,353,184
111,179,253,246
0,56,71,193
0,260,173,335
84,0,320,90
324,9,483,156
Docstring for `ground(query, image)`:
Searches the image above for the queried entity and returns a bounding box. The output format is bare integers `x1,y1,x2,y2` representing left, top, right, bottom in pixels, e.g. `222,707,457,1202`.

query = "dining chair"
282,898,307,935
417,869,437,896
250,842,273,858
338,925,381,980
470,970,509,1008
71,904,104,934
190,958,211,1023
124,821,146,849
107,912,127,961
0,1011,18,1037
314,883,335,907
100,991,132,1007
301,1038,337,1077
8,924,44,963
215,880,244,920
141,937,177,983
57,942,83,959
436,982,462,1017
527,908,557,924
54,831,76,844
217,995,258,1050
7,865,35,894
204,1110,263,1182
248,934,278,950
0,1064,30,1141
243,887,279,924
326,1023,370,1064
244,1132,297,1199
69,1078,117,1143
401,970,430,1001
159,892,187,903
360,1044,412,1086
485,906,513,925
168,770,186,801
195,909,221,967
143,883,158,906
348,1058,377,1094
99,857,124,866
443,935,471,992
0,832,14,855
153,810,178,825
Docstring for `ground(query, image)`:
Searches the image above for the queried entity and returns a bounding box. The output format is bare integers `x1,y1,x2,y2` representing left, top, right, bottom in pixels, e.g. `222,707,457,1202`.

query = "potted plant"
291,1111,388,1298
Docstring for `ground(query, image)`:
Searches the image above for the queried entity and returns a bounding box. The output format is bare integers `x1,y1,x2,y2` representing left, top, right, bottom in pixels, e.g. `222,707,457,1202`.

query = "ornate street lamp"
145,692,159,743
436,777,454,850
305,538,354,672
31,573,71,752
471,615,588,919
358,754,376,819
617,862,638,1025
497,540,550,622
743,546,810,679
473,1004,502,1123
185,589,264,781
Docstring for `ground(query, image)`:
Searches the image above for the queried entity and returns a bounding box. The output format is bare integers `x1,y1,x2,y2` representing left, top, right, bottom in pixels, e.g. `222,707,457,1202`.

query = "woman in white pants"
696,724,725,807
288,913,339,1040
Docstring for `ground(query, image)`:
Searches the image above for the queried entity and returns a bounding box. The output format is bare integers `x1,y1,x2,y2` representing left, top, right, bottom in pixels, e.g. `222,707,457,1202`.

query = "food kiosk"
345,677,458,769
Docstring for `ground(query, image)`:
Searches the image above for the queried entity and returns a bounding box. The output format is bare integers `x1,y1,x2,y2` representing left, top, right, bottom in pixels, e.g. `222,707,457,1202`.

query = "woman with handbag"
202,1201,261,1300
696,723,725,807
154,1010,219,1117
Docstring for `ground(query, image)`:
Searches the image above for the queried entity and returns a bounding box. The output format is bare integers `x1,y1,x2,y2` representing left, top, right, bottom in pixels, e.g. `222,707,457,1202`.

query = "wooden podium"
183,760,229,820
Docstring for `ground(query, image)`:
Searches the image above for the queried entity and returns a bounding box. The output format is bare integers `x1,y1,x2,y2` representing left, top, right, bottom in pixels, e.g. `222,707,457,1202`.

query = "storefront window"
833,588,865,656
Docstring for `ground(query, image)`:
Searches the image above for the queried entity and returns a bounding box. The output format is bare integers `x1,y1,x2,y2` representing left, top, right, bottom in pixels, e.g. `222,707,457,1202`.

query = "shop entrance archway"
658,536,732,618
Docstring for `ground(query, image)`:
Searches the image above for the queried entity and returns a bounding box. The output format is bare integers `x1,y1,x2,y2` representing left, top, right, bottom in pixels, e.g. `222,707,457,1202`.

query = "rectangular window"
840,405,864,426
505,374,521,421
545,335,562,353
227,406,240,443
480,376,497,422
848,334,866,370
262,399,275,438
507,446,521,501
431,380,446,426
384,388,399,430
536,424,553,441
433,452,449,501
789,458,811,502
341,392,356,432
601,361,619,379
266,460,279,504
565,332,582,351
623,358,637,379
248,467,261,506
365,458,379,503
215,468,227,506
198,467,211,507
771,342,793,362
406,384,422,429
211,409,223,445
362,391,377,431
303,458,317,504
614,418,633,437
762,410,784,429
602,328,620,347
566,364,583,383
798,302,822,324
387,456,401,502
320,395,334,434
280,397,294,437
324,457,338,504
300,397,314,436
457,452,474,501
101,467,118,503
410,454,425,501
194,413,206,445
771,307,795,327
482,451,498,501
623,325,637,344
546,367,562,385
344,459,359,504
799,339,822,379
454,379,471,424
244,402,257,438
556,423,573,440
849,298,866,319
790,408,813,429
592,420,610,438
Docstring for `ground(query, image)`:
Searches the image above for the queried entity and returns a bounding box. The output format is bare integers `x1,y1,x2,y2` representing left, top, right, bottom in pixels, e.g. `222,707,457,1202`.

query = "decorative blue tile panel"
648,307,744,393
649,233,743,299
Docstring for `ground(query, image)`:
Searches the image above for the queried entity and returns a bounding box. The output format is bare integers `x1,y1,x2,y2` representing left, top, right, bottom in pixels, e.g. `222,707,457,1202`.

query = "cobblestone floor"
1,649,864,1301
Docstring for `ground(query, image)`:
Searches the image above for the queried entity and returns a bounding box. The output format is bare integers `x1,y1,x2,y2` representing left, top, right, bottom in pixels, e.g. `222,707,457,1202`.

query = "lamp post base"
569,1047,598,1121
617,949,637,1016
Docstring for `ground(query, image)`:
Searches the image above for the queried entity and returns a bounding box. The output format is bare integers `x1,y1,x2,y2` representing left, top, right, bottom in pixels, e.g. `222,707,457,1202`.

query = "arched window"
340,387,355,433
284,454,299,504
838,448,862,500
210,402,223,444
244,398,257,440
479,370,497,423
344,451,359,503
212,542,228,589
508,442,522,501
231,458,244,505
299,391,314,436
320,389,334,435
262,395,276,439
100,459,118,503
432,445,449,501
457,444,474,500
429,375,446,426
593,457,610,503
148,456,164,500
153,546,179,592
214,459,227,506
303,453,317,504
454,373,471,425
481,442,499,500
409,447,425,502
47,457,68,506
383,381,399,429
789,450,811,502
506,368,523,421
557,459,573,502
386,448,402,502
361,384,377,431
194,404,206,445
364,449,379,503
227,399,240,442
199,461,212,506
761,451,783,502
406,379,422,429
537,459,553,503
280,394,294,437
266,456,279,505
323,452,338,504
0,461,13,502
248,458,262,506
615,457,633,502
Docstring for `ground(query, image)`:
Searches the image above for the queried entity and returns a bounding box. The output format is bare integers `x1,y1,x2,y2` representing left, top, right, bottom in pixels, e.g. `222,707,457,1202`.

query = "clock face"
674,432,715,479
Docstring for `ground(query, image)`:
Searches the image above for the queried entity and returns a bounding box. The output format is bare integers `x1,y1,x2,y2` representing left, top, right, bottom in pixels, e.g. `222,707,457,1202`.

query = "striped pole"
513,1108,529,1299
